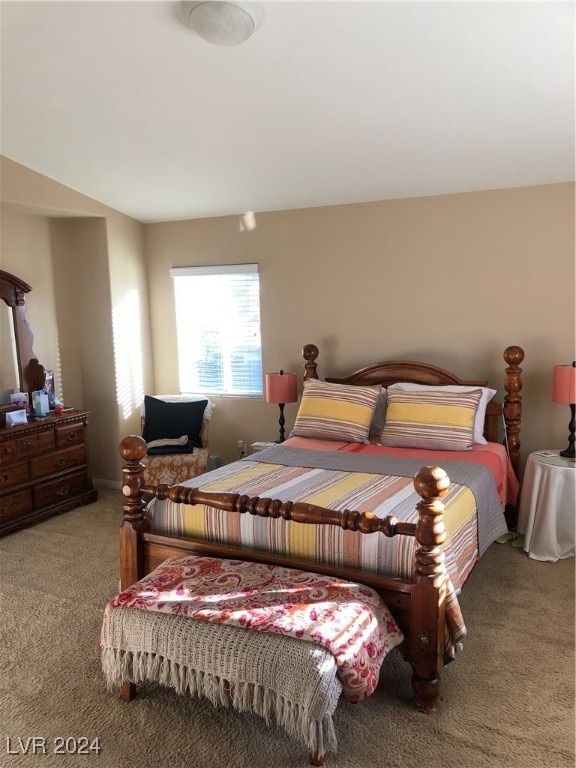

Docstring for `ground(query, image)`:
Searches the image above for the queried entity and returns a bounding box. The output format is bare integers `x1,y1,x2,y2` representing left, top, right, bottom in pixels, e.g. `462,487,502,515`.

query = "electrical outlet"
237,440,244,449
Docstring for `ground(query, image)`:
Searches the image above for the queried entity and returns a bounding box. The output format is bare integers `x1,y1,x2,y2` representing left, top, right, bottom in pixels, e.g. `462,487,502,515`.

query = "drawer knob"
56,486,70,497
0,475,8,486
2,448,13,455
67,432,77,441
23,442,33,450
56,458,66,467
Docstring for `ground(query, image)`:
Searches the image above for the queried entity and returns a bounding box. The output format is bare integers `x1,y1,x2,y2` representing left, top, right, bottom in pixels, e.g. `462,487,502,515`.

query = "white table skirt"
517,451,575,561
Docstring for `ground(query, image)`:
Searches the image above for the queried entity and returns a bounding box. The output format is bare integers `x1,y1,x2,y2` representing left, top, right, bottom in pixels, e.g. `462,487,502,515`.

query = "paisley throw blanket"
102,554,404,702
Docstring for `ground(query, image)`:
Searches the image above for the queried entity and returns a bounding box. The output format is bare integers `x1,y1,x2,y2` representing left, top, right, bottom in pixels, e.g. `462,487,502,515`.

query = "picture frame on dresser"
0,404,22,428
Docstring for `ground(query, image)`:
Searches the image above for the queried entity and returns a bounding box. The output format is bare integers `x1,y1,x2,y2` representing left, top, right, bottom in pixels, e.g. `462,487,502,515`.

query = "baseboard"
92,478,122,490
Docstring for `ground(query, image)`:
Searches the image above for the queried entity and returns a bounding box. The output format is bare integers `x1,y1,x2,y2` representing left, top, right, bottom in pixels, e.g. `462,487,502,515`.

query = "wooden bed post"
503,346,524,484
118,435,149,703
409,466,450,712
119,435,149,589
302,343,319,380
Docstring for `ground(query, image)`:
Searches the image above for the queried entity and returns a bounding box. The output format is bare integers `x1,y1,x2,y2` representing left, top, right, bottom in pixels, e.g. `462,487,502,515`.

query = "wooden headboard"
301,343,524,484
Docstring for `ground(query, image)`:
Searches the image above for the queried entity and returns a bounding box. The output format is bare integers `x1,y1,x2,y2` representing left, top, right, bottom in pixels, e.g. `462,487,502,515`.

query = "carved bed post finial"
410,466,450,712
118,434,149,703
302,344,319,381
119,435,148,520
118,435,148,590
413,466,449,585
503,345,524,483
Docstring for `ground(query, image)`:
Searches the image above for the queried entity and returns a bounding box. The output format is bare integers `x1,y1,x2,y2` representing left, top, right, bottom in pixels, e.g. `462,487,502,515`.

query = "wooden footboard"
119,434,452,712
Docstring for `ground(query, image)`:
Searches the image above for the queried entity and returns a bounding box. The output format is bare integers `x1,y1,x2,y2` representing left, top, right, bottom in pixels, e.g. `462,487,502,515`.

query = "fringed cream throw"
101,610,341,757
101,555,404,759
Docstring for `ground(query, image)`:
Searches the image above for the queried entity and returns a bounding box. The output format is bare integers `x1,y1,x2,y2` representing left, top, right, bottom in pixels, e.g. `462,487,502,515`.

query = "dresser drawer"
30,445,87,480
0,489,33,526
17,430,54,458
17,434,39,458
38,430,56,452
55,423,85,448
32,470,89,510
0,439,19,465
0,461,29,493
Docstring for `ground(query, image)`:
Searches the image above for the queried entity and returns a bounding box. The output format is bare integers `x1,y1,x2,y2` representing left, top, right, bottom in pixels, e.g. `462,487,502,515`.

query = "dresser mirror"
0,270,46,407
0,301,18,398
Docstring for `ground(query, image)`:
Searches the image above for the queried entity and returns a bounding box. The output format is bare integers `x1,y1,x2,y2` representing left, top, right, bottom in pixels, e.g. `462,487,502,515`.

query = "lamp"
181,2,264,46
553,362,576,459
265,369,298,443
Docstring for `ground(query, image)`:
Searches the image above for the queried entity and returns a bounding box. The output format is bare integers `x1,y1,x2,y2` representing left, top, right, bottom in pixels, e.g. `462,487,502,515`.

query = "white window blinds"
170,264,262,396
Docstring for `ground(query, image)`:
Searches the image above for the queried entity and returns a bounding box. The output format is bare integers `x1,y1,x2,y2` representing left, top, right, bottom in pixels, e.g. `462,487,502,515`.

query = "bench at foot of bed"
101,554,405,765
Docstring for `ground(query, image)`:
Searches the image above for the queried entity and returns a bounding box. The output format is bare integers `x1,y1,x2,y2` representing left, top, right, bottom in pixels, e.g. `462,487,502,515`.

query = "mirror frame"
0,269,46,396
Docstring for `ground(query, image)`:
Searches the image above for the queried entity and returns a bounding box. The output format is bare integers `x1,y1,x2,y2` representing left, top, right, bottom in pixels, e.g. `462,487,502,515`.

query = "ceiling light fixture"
181,2,264,46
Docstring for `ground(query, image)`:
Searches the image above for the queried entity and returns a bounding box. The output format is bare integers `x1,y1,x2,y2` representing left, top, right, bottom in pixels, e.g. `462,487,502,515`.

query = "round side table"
517,450,575,561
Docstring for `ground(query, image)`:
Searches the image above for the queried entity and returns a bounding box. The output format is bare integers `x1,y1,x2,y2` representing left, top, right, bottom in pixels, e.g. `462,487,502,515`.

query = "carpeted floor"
0,488,574,768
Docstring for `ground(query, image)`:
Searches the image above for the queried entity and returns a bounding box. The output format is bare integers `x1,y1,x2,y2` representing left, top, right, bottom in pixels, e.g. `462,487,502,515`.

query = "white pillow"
387,383,496,445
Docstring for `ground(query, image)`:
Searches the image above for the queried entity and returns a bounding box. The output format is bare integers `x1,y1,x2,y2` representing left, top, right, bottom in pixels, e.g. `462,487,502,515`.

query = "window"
170,264,262,396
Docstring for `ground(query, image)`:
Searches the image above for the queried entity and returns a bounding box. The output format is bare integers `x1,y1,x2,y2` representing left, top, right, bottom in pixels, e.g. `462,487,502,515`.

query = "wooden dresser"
0,409,98,536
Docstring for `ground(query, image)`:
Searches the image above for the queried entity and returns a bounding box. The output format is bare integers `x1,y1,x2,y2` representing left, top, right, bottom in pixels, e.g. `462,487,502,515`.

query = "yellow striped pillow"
380,388,483,451
290,380,381,443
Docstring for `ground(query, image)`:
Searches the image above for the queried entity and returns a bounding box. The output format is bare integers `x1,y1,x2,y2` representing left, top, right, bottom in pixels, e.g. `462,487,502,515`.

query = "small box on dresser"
0,409,98,536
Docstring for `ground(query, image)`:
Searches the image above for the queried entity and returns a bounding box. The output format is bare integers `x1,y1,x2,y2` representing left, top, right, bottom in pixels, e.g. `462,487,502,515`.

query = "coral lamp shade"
265,371,298,404
553,364,576,404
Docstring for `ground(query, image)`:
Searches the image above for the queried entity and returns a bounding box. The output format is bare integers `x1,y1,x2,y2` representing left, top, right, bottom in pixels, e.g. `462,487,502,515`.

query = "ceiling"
1,1,573,224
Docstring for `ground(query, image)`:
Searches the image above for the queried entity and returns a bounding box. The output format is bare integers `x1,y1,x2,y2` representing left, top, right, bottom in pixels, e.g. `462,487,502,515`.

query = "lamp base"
560,403,575,460
276,402,286,443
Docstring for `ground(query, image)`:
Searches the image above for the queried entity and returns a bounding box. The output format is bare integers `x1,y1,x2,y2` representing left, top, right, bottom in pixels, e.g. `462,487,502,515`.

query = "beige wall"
1,154,574,482
1,157,152,483
145,183,575,469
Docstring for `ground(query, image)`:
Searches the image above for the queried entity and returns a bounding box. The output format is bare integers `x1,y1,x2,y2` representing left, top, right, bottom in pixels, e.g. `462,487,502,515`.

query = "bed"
115,343,524,722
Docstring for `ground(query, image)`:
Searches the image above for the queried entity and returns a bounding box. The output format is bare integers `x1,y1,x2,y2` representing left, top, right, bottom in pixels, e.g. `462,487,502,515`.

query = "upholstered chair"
140,395,214,486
